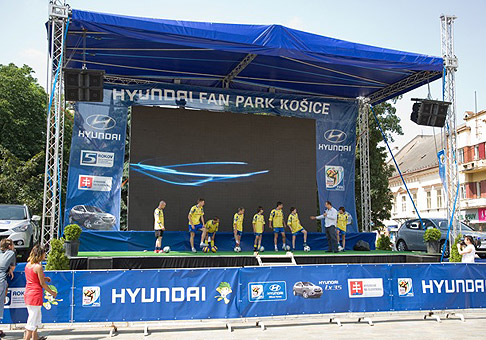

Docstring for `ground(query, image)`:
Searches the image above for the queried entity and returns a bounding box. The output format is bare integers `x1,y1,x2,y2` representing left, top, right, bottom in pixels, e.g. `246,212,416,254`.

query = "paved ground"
2,311,485,339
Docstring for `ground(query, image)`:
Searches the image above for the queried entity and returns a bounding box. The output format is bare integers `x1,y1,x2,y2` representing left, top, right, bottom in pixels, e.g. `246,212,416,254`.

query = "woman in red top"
23,246,57,340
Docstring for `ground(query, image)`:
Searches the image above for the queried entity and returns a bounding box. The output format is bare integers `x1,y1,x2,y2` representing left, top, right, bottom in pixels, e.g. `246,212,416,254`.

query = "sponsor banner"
64,89,128,231
437,149,447,193
2,264,486,324
65,83,358,232
1,271,73,324
72,268,239,322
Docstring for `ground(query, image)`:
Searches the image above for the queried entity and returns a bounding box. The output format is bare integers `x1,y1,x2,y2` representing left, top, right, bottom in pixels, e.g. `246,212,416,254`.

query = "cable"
370,105,425,228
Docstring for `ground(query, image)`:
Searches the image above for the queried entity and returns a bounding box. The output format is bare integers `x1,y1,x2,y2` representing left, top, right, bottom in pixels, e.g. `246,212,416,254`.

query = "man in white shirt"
311,201,339,253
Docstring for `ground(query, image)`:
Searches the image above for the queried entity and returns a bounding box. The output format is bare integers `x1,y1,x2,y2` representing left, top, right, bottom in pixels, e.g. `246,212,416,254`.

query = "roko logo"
324,129,347,143
86,115,116,130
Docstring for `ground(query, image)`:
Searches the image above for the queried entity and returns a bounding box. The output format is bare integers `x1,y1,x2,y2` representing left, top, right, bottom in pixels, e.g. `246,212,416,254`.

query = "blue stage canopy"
64,9,443,103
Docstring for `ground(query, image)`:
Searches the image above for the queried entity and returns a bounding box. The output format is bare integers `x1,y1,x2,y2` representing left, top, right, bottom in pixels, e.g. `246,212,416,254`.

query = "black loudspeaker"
410,99,450,128
64,68,104,102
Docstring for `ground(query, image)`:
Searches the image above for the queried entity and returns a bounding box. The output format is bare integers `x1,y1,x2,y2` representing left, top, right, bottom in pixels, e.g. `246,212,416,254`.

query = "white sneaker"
274,246,278,252
338,245,343,252
191,248,197,253
200,242,208,248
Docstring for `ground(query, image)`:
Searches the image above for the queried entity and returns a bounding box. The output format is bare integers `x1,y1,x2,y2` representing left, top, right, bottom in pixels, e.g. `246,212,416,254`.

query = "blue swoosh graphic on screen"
130,161,269,186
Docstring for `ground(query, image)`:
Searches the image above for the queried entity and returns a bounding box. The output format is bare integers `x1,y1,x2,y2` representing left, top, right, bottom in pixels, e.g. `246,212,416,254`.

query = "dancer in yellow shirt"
253,206,265,252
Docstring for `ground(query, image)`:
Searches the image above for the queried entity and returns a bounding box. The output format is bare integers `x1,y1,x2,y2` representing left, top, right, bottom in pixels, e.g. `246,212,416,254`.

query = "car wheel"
303,291,308,298
397,240,408,252
84,219,92,229
293,290,297,296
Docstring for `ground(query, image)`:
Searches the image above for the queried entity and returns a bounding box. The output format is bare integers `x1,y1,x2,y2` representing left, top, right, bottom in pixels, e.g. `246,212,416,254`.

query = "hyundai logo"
324,129,347,143
86,115,116,130
269,284,282,292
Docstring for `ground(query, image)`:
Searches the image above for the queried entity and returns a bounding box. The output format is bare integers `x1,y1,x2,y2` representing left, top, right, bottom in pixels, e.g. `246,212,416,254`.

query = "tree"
355,102,403,231
0,64,47,160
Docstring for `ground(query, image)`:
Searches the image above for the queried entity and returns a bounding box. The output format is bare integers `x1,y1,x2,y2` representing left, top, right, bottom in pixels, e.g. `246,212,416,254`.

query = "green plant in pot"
423,227,441,254
46,238,70,270
63,224,82,257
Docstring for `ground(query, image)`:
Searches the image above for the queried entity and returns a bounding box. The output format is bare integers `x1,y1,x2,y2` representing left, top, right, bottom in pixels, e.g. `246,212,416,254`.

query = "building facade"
457,110,486,230
387,109,486,231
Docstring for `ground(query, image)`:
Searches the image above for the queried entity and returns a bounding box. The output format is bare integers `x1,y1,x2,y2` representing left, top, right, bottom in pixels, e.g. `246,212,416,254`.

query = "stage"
69,250,441,270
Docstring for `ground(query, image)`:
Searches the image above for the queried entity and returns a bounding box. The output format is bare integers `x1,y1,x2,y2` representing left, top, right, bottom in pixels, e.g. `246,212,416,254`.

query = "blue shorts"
273,227,284,233
188,223,204,232
235,230,243,236
254,232,262,236
292,228,304,235
337,228,346,235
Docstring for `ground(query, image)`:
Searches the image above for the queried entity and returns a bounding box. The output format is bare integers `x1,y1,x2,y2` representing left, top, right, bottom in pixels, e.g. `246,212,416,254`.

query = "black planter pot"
64,240,80,257
426,240,440,254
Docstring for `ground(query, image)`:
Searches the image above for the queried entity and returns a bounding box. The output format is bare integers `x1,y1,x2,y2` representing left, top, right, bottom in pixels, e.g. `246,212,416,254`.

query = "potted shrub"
46,238,70,270
423,227,441,253
63,224,82,257
376,235,392,251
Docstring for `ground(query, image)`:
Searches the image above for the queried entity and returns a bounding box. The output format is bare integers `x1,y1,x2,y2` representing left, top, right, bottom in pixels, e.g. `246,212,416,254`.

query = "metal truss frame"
440,15,460,242
358,97,371,232
41,0,70,248
222,53,257,88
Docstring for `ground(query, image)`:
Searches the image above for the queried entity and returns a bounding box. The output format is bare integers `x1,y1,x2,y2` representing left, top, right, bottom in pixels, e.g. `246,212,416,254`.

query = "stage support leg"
225,323,233,332
109,323,118,337
255,320,266,331
143,323,149,336
358,97,371,232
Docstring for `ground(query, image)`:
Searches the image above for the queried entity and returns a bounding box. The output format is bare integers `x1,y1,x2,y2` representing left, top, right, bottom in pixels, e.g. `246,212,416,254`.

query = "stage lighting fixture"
64,68,105,102
410,98,450,128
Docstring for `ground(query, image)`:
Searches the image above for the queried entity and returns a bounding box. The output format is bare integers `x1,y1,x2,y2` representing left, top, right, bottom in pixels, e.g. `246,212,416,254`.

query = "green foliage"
423,228,442,242
449,233,463,263
0,64,73,216
46,238,69,271
355,102,403,230
63,224,82,241
376,235,392,250
0,64,47,160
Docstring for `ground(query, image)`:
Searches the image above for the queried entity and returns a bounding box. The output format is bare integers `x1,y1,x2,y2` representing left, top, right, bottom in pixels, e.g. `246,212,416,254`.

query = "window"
401,195,406,212
459,148,465,163
460,184,466,199
477,182,481,199
475,145,479,160
426,191,432,209
437,189,443,208
412,192,417,205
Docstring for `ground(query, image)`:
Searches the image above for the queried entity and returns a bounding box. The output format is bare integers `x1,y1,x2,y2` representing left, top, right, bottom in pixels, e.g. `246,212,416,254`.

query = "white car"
0,204,40,259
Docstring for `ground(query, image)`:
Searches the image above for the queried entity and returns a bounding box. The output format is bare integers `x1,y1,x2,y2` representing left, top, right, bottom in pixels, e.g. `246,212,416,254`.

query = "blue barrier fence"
2,263,486,324
78,231,377,252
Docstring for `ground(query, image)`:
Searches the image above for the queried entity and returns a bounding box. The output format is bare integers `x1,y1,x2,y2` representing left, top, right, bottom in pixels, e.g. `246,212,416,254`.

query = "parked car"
293,281,323,298
0,204,40,259
395,218,486,258
68,205,116,230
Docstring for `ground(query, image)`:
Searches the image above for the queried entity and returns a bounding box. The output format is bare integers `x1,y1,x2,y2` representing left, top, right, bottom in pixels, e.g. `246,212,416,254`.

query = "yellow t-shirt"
253,213,265,233
233,213,244,231
337,213,348,231
269,209,284,228
287,213,303,233
189,205,204,225
154,208,164,230
206,219,219,233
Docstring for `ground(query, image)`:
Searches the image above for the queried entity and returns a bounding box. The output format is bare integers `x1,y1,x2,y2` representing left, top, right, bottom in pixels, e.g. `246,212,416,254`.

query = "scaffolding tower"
41,1,69,248
440,15,460,241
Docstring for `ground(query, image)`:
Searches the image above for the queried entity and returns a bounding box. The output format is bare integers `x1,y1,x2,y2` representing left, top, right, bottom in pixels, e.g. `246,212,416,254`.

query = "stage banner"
0,271,73,324
64,83,358,232
72,267,240,322
64,89,129,231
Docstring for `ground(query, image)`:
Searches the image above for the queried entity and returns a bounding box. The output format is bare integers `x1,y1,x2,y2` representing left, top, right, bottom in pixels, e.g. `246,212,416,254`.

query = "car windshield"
302,282,315,286
434,219,474,231
0,206,26,220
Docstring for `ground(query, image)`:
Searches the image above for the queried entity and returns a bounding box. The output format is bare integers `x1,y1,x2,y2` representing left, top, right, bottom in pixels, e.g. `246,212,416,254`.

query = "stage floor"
70,250,441,270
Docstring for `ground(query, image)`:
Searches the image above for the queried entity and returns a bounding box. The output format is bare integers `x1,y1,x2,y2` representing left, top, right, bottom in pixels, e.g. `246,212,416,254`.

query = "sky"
1,0,485,150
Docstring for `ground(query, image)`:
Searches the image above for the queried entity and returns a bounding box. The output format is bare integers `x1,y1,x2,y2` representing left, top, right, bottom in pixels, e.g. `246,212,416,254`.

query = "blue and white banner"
2,263,486,324
437,149,447,193
65,83,358,232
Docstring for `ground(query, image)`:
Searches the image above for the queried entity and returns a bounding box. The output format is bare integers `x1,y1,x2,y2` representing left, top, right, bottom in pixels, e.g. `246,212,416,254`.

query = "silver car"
0,204,40,258
395,218,486,258
293,281,323,298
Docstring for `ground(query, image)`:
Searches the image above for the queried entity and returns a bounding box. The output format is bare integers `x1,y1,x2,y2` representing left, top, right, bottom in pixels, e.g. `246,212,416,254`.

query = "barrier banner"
72,268,239,322
1,271,73,324
2,264,486,324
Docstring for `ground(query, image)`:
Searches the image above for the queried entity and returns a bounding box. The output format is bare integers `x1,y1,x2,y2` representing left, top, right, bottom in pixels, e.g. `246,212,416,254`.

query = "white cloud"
18,48,48,90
